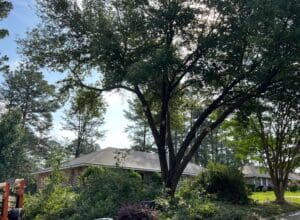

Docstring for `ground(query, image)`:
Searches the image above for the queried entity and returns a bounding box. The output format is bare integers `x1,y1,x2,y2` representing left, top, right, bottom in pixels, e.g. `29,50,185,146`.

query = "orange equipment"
0,182,10,220
0,179,25,220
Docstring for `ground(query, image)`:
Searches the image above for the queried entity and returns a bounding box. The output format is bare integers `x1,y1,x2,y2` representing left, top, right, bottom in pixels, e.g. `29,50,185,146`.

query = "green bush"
210,203,254,220
196,163,250,204
247,184,256,192
262,186,267,192
68,167,161,219
157,179,217,219
157,196,217,220
24,187,77,220
23,167,77,220
289,185,298,192
24,162,162,220
157,164,251,219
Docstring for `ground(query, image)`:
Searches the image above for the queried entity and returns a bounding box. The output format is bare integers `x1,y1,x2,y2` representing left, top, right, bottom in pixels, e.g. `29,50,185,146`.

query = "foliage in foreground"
24,163,300,220
24,167,162,220
23,166,77,220
196,163,250,204
68,167,161,220
157,175,300,220
157,164,250,219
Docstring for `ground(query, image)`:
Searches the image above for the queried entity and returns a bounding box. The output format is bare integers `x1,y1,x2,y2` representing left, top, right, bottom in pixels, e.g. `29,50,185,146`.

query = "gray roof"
242,165,270,178
242,165,300,181
35,147,203,176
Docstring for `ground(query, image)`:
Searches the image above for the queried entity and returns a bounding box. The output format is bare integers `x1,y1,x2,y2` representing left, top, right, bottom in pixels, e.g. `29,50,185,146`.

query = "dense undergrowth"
23,163,300,220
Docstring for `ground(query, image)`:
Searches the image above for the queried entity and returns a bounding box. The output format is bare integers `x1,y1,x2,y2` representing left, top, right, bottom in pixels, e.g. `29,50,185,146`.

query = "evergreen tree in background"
63,89,106,158
125,99,155,152
1,63,58,130
0,110,33,180
0,63,59,158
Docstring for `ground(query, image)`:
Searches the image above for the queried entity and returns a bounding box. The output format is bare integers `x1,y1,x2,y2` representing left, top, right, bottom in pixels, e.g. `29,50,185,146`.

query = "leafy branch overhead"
20,0,300,193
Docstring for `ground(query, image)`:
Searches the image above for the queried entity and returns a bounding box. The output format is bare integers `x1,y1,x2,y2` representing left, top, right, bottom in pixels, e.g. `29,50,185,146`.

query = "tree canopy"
223,90,299,204
1,63,58,132
20,0,300,193
0,110,33,180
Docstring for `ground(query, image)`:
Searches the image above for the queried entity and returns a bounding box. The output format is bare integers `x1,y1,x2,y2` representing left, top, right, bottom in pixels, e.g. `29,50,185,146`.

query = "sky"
0,0,132,149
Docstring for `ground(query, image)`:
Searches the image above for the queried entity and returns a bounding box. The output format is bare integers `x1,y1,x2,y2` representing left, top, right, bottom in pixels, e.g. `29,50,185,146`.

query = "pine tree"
63,89,106,158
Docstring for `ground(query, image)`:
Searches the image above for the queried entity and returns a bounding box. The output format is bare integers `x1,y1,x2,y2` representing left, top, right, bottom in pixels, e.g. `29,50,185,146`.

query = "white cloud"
99,91,133,148
50,91,133,149
50,123,76,142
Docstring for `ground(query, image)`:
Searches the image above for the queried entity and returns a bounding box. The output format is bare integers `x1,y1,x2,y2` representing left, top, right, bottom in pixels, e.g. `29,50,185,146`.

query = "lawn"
250,191,300,204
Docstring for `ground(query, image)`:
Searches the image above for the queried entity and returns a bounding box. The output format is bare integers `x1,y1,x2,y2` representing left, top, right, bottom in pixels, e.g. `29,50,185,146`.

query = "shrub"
23,166,77,220
157,196,217,220
68,167,160,219
289,185,298,192
247,184,256,192
24,187,77,220
262,186,268,192
157,179,217,219
117,204,158,220
267,186,273,191
256,186,263,192
195,163,250,204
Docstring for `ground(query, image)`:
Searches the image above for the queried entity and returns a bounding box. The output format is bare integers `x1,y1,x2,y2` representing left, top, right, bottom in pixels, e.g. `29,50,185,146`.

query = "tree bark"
273,181,286,204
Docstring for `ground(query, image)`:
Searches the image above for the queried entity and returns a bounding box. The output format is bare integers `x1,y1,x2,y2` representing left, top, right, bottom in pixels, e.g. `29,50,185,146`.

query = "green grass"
250,191,300,204
207,201,300,219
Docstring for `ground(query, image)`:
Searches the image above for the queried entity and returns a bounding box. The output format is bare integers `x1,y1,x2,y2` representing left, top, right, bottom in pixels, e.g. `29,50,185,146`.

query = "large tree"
1,63,58,131
20,0,299,194
63,89,106,158
0,63,59,158
223,96,299,204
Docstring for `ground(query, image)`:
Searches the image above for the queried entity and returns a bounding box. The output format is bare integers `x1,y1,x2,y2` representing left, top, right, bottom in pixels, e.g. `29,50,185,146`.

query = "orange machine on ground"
0,179,25,220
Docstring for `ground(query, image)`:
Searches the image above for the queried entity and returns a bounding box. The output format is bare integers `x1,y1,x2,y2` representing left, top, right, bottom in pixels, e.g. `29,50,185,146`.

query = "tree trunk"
273,182,286,204
165,177,177,196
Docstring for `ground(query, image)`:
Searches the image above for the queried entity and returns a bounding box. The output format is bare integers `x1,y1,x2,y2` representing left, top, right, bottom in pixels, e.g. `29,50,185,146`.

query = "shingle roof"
34,147,204,176
242,165,300,181
242,165,270,178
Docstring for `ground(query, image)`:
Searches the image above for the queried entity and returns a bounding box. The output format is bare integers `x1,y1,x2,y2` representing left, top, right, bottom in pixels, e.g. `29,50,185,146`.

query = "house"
34,147,204,190
242,165,300,190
